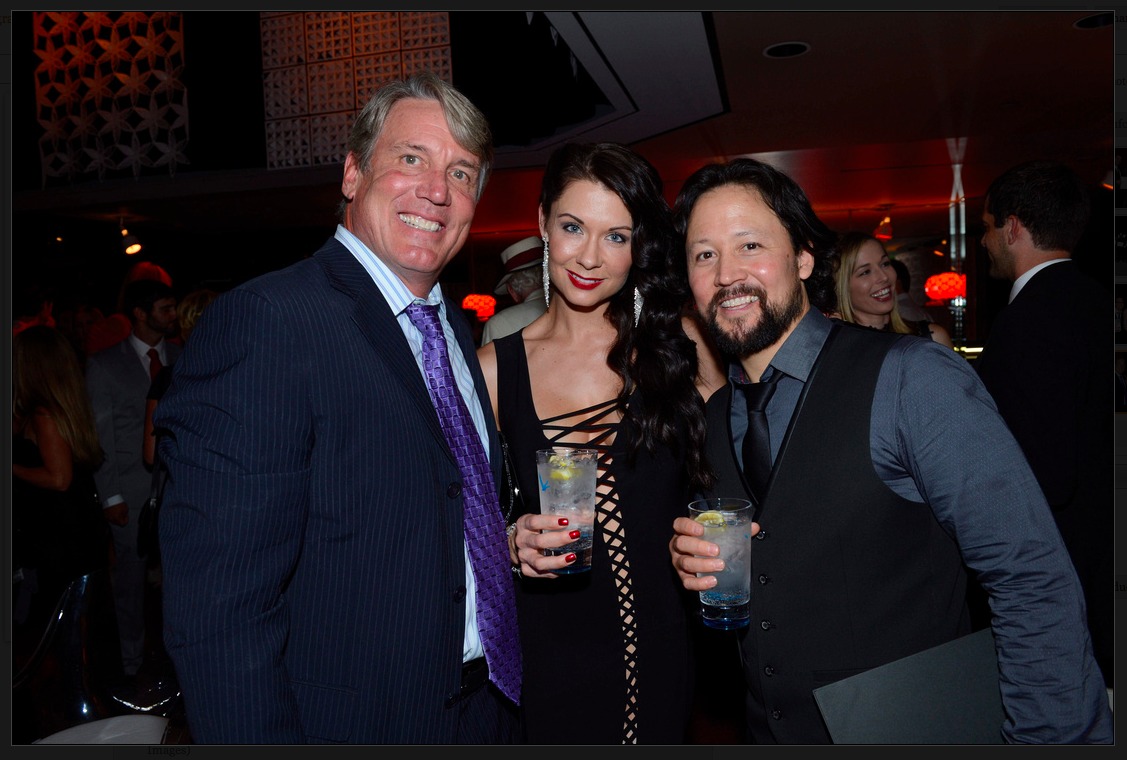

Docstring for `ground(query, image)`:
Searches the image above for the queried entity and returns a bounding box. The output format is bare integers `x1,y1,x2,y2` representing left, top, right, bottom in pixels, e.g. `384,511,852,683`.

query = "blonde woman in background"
13,325,110,647
832,231,955,349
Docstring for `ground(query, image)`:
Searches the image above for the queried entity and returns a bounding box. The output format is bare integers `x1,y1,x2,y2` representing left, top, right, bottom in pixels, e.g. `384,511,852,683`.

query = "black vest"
703,323,971,744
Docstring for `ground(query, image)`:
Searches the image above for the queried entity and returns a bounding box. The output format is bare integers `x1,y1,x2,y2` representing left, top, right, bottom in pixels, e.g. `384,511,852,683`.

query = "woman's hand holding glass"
509,513,582,578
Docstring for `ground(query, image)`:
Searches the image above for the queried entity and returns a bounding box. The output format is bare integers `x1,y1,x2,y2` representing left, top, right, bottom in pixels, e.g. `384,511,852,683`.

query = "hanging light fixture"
924,271,968,348
874,215,893,241
461,293,496,321
923,271,966,301
120,218,142,255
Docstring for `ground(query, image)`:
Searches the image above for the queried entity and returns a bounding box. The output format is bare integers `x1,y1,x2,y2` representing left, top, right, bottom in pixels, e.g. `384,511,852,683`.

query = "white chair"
34,715,171,744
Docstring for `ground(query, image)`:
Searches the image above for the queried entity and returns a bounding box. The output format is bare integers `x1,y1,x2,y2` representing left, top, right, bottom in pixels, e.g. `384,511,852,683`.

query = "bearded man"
666,158,1112,745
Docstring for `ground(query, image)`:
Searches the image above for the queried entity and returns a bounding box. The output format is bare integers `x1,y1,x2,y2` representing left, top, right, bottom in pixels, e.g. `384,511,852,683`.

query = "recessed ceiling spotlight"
763,41,810,59
1073,12,1112,30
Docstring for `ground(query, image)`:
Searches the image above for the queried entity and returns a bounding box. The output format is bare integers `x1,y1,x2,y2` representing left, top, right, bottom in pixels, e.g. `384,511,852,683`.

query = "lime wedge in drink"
694,511,726,528
549,454,575,480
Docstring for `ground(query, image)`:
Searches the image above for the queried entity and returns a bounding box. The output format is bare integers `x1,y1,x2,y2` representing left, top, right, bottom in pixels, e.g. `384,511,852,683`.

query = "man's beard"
147,315,178,338
985,242,1014,281
703,277,806,359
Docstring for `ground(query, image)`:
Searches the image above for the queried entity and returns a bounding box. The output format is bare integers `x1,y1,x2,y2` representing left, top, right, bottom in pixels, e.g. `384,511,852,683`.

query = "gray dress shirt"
726,307,1113,743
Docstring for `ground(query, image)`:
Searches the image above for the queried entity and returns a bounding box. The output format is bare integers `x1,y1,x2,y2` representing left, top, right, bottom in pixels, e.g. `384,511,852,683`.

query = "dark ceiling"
11,10,1114,326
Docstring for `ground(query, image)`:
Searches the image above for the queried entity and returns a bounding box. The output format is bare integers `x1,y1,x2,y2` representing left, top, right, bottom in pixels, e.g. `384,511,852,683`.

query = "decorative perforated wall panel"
32,11,189,186
259,11,451,170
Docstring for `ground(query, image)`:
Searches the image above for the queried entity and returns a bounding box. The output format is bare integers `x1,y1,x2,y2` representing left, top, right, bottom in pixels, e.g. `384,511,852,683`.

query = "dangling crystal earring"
542,236,551,309
633,286,643,327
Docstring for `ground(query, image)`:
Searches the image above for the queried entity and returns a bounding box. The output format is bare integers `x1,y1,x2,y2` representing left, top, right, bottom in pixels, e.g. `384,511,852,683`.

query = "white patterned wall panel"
265,116,310,168
259,12,306,69
307,60,355,115
304,12,352,61
260,11,451,170
310,113,352,165
353,53,407,109
262,66,308,120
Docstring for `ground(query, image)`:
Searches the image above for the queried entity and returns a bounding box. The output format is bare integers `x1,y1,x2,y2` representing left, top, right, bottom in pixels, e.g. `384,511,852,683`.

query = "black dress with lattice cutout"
494,331,694,745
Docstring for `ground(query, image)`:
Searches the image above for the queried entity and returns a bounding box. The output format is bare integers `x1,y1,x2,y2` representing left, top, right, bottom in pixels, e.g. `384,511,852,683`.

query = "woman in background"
478,142,712,744
13,325,109,651
832,231,955,349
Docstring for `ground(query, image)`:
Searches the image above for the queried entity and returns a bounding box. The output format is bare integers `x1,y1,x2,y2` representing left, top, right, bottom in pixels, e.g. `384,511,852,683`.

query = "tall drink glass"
689,497,753,629
535,448,598,574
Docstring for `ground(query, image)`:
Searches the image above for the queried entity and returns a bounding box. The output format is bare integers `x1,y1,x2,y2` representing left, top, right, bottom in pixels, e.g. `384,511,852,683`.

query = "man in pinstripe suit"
154,73,521,744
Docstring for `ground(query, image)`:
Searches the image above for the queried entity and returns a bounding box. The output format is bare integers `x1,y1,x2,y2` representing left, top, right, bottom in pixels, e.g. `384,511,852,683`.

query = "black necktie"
741,371,779,503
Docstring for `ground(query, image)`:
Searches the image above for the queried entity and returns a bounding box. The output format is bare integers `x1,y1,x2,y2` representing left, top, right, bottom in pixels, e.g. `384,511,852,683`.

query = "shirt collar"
335,224,446,316
128,331,162,360
726,307,833,386
1010,258,1068,303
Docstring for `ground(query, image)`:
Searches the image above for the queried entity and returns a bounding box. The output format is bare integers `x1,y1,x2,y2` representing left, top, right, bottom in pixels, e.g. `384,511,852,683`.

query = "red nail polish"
565,553,576,563
558,518,569,526
569,530,580,539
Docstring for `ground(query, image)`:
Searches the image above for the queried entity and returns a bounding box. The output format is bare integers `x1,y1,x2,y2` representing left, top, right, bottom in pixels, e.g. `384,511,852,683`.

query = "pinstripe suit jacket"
86,336,181,514
154,238,506,743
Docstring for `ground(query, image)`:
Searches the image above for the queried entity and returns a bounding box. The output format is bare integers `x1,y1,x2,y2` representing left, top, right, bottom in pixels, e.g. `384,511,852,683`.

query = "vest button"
453,585,466,603
771,710,782,720
758,574,770,584
764,666,775,676
447,482,461,498
755,529,768,540
760,620,773,630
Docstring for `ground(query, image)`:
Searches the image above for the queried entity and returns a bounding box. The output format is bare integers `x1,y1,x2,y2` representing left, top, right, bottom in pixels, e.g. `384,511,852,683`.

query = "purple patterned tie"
405,302,521,705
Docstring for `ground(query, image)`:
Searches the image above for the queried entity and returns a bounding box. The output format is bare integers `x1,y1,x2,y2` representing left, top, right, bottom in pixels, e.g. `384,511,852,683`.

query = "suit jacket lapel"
315,239,448,449
317,237,502,481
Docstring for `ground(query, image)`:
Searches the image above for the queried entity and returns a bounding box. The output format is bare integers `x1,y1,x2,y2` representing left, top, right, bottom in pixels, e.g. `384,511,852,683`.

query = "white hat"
493,236,543,295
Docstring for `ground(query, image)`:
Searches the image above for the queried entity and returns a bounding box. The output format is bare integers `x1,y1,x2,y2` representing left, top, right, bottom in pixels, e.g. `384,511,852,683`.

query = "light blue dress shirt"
336,225,487,663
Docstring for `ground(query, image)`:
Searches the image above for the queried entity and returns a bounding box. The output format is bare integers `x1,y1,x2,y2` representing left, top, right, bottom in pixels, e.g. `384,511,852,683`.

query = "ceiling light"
1073,12,1112,30
763,41,810,59
874,216,893,241
120,218,142,255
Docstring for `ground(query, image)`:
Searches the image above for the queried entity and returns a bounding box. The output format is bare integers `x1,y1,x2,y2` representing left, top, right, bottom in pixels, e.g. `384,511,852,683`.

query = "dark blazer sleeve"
155,287,311,742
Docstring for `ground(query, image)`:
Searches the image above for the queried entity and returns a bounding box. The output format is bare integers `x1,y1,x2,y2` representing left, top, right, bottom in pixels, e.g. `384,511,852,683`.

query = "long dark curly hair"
540,142,713,492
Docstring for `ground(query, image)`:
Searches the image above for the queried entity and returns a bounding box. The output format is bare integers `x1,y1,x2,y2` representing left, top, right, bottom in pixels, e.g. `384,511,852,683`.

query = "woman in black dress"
477,142,713,744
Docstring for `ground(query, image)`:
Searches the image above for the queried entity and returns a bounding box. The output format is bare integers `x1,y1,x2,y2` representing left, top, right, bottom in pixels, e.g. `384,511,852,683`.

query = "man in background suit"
975,160,1113,693
889,256,932,323
85,278,180,679
480,235,546,346
154,72,521,743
